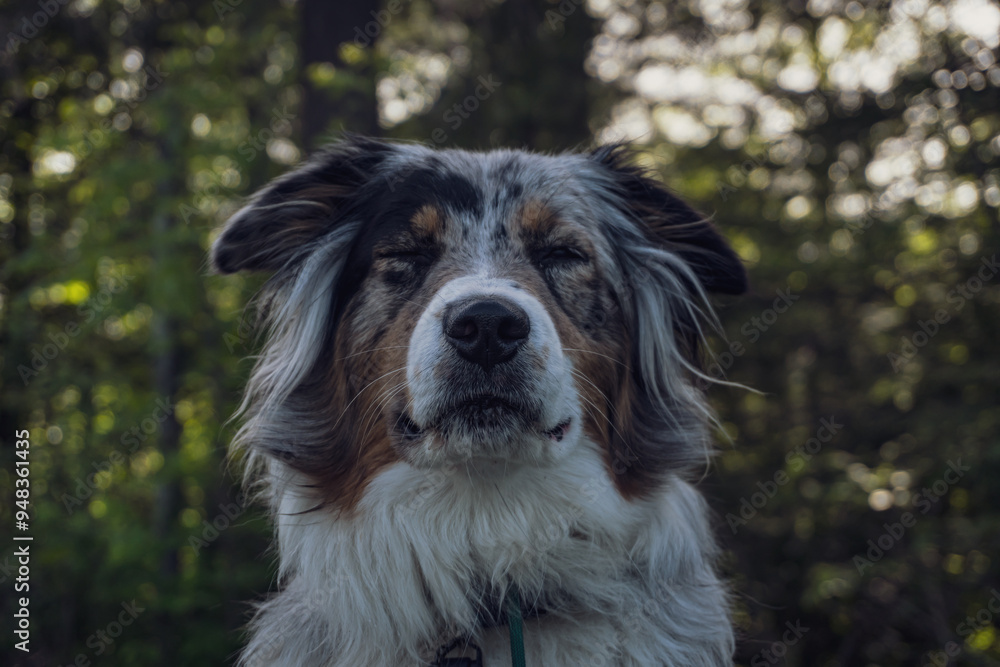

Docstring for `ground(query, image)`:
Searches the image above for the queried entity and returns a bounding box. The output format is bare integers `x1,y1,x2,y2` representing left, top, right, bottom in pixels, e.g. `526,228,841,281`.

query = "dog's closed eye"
376,247,437,264
536,245,589,268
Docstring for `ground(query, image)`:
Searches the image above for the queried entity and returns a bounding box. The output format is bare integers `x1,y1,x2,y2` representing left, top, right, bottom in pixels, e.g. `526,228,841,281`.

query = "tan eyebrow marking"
411,204,444,237
517,199,560,236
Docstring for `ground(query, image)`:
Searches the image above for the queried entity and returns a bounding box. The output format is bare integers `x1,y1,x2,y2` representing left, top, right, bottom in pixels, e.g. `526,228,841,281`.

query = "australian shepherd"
211,136,747,666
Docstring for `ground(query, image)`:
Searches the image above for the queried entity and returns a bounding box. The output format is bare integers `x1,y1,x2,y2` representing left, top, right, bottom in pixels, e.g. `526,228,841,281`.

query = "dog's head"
213,136,745,509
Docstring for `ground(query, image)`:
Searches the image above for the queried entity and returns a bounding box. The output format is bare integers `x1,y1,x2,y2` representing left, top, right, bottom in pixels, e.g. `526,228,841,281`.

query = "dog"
211,135,747,666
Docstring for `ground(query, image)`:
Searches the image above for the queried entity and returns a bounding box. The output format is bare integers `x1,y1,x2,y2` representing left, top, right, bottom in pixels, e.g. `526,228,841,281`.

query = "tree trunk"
300,0,380,146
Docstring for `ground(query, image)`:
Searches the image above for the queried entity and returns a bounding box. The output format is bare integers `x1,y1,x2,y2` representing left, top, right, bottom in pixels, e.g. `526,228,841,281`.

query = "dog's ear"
588,145,748,488
590,144,747,295
211,136,394,274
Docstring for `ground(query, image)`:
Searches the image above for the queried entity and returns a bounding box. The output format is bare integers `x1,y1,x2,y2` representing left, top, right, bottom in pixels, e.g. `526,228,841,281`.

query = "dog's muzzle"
401,276,580,466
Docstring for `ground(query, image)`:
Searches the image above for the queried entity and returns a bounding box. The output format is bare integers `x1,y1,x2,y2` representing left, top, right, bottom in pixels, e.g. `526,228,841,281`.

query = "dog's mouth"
395,413,424,441
543,419,571,442
405,394,532,435
394,396,569,444
442,395,525,427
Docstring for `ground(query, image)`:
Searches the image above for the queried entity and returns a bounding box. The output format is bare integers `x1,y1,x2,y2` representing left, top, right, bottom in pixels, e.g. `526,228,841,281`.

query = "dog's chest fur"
243,440,731,666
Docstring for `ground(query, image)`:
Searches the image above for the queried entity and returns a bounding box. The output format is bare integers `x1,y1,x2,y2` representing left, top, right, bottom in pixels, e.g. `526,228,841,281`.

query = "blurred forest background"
1,0,998,665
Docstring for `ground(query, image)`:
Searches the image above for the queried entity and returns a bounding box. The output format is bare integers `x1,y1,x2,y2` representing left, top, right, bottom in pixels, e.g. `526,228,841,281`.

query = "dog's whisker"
357,381,409,445
333,346,411,362
329,366,407,431
353,385,401,443
569,368,618,423
568,367,619,415
561,347,630,368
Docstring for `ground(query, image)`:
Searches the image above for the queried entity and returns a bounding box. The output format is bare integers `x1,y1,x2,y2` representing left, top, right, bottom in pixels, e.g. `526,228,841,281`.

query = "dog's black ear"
211,136,394,274
590,144,748,295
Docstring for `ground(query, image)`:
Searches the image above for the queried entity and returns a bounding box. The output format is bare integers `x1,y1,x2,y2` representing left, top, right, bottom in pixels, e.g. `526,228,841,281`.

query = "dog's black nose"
444,299,530,371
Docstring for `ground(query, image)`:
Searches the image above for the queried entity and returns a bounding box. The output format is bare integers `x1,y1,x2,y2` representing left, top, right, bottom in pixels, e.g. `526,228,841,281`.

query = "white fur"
241,442,732,666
